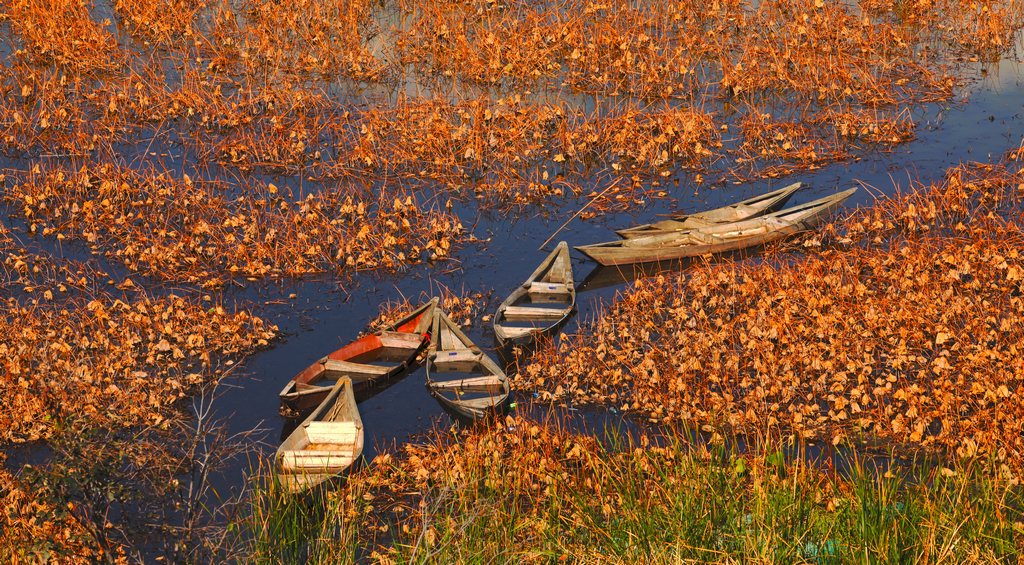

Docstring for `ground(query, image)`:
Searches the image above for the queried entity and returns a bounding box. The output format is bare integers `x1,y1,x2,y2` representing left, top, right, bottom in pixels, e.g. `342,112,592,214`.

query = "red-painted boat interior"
326,334,384,364
291,307,432,389
293,363,326,391
394,311,429,334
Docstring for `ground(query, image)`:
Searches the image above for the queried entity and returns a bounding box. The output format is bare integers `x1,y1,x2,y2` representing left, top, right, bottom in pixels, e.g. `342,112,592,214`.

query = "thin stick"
538,178,621,251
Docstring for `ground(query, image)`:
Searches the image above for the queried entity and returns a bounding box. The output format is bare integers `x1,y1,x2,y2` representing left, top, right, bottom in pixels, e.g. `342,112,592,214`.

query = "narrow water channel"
202,39,1024,500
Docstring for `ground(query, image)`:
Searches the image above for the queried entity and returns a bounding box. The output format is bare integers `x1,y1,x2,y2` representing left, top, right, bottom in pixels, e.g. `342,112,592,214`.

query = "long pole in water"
538,178,621,251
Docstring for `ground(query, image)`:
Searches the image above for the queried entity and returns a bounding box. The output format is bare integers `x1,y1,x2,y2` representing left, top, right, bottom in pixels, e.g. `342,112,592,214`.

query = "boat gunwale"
278,298,439,418
577,188,857,266
427,310,511,421
615,181,803,238
276,377,364,493
493,241,577,347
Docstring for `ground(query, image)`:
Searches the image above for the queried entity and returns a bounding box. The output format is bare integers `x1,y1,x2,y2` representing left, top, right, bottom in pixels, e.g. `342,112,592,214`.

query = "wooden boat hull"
430,386,512,422
577,188,856,267
493,241,577,347
276,377,364,493
616,182,802,239
427,310,511,423
279,298,437,419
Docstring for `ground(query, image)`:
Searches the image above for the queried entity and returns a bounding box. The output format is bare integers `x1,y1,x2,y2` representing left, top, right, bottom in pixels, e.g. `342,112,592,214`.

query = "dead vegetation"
245,413,1023,562
7,163,462,287
5,0,123,74
0,0,1019,227
1,457,116,563
236,0,385,81
522,153,1024,468
0,0,1023,559
0,233,278,443
0,224,278,560
369,285,492,332
113,0,208,46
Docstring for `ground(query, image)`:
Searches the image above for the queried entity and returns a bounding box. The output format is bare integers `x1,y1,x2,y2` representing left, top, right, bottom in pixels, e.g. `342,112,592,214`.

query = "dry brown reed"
234,0,384,81
0,243,277,443
0,215,284,557
113,0,208,46
397,0,985,105
369,285,492,332
331,96,717,203
861,0,1024,61
0,461,116,563
0,63,91,154
5,0,124,74
723,0,942,105
390,0,1022,182
522,156,1024,468
397,0,579,86
6,163,463,287
0,0,1020,234
0,228,276,560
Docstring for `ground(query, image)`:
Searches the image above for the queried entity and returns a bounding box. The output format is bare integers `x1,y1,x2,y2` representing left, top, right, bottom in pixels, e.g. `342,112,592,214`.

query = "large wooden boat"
576,188,857,267
616,182,803,239
278,298,438,419
493,241,576,347
426,310,510,422
276,377,363,493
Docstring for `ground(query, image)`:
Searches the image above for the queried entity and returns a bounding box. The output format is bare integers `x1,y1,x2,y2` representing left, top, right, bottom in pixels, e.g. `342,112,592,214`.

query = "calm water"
1,25,1022,509
202,39,1024,493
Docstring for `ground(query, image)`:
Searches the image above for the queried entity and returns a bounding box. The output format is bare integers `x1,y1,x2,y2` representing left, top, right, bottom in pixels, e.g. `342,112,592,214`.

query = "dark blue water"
1,11,1022,520
198,41,1024,497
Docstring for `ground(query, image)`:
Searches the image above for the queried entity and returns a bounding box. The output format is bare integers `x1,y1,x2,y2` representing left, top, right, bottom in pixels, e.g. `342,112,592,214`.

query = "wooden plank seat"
624,229,725,248
688,230,727,243
279,452,356,471
322,359,391,381
378,331,426,350
432,348,481,372
431,375,506,394
305,421,359,445
280,422,359,471
527,281,571,295
455,396,508,410
295,379,331,392
713,226,768,238
494,326,535,340
502,305,571,322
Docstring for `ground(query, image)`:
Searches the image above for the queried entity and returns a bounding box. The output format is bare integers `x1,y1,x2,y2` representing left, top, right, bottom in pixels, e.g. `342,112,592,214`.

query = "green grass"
242,464,363,564
241,428,1024,563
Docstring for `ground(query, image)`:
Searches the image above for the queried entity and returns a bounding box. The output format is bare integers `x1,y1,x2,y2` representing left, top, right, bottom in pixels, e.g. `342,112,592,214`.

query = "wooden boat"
576,188,857,267
493,241,576,347
616,182,803,239
276,377,363,493
426,310,510,422
278,298,437,419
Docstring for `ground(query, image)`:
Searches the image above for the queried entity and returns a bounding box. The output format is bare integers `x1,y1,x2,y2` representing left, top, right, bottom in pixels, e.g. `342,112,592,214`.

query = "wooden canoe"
616,182,803,239
493,241,576,347
278,298,438,419
576,188,857,267
276,377,363,493
426,310,511,423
